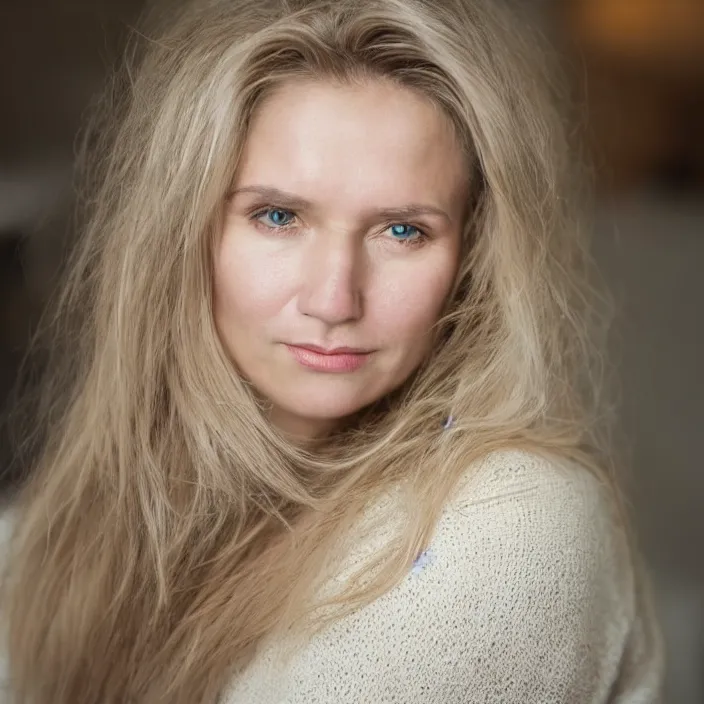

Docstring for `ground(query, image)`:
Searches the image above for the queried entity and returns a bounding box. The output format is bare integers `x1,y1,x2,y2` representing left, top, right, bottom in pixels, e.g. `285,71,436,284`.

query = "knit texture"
0,450,664,702
225,450,665,703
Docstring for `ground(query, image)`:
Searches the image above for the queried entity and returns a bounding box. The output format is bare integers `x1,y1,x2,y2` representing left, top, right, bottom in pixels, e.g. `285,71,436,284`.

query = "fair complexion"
214,78,469,440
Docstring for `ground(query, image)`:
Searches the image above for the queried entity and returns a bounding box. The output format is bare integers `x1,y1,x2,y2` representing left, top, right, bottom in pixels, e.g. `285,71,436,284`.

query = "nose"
297,234,363,325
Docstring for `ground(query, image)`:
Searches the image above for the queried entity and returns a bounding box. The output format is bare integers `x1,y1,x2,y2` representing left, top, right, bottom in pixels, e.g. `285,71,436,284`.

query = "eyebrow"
229,185,452,223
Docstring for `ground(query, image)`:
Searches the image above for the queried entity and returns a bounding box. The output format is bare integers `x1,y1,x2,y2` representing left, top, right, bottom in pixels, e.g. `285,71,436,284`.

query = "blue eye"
256,208,295,228
389,224,421,241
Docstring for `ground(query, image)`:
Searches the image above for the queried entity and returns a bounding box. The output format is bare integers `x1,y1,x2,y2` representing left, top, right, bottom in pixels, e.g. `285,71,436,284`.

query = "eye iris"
391,224,416,239
269,209,291,226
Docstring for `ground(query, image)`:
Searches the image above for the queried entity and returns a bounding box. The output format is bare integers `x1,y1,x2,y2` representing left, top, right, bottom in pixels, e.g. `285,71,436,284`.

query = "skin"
214,78,469,440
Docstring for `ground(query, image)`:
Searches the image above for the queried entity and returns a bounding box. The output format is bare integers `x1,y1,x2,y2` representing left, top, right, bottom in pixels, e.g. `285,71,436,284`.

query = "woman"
1,0,664,701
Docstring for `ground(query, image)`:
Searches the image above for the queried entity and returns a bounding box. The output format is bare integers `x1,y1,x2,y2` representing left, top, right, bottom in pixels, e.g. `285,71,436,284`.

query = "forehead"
234,78,469,216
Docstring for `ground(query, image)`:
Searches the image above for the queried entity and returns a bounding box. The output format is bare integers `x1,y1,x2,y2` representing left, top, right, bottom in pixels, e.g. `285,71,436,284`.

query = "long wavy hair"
3,0,624,701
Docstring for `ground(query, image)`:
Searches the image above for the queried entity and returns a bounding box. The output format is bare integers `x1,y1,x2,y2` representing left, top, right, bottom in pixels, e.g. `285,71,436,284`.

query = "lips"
292,343,369,355
285,344,371,372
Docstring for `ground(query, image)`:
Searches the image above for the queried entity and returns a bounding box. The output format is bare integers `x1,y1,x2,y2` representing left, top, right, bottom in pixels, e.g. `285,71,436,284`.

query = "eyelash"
248,206,430,247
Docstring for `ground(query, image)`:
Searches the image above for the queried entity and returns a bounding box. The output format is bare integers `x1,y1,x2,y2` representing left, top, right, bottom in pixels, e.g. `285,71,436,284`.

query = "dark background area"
1,0,702,700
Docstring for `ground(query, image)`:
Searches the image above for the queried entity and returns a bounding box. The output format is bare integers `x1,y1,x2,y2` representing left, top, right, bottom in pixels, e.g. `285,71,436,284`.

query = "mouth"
291,343,370,355
285,343,372,373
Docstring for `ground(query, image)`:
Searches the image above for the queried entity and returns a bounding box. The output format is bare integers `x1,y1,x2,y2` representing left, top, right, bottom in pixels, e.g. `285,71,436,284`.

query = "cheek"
213,232,293,330
371,254,456,344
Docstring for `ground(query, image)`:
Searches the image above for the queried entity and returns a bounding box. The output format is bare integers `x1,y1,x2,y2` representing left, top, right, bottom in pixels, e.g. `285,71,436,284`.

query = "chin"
272,386,378,424
282,397,368,422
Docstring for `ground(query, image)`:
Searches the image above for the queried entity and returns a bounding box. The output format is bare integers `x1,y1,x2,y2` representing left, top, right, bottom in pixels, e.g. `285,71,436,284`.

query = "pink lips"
285,344,371,372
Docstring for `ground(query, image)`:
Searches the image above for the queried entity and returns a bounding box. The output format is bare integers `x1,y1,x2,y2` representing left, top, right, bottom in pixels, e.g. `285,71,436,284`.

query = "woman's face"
215,78,469,439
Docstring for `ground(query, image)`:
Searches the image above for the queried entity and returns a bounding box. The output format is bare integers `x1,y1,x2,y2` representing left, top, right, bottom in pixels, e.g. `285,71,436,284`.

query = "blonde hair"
4,0,623,701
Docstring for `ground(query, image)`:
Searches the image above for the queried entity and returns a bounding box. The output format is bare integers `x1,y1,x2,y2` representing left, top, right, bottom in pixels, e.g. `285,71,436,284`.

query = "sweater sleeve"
428,450,665,703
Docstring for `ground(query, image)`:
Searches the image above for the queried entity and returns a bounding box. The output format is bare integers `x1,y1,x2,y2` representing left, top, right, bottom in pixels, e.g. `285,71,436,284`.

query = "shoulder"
443,448,626,570
453,447,617,515
407,449,664,701
432,449,633,610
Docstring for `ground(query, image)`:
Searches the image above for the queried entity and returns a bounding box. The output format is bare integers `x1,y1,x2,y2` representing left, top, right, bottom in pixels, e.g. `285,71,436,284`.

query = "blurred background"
1,0,702,700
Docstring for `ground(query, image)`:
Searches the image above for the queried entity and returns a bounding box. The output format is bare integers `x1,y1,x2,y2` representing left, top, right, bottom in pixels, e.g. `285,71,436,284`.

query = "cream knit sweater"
0,450,665,702
225,450,665,703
